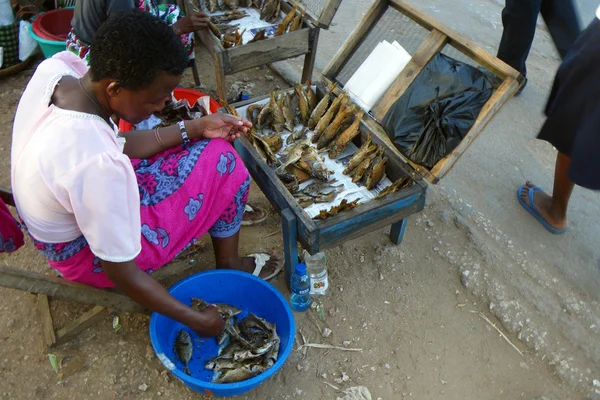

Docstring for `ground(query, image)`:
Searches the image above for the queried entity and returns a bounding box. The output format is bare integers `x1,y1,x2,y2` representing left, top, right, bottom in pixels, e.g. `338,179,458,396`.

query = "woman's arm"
101,259,224,337
120,113,253,159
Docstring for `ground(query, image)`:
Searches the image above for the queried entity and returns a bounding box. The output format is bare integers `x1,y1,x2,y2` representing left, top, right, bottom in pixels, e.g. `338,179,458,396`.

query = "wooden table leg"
281,208,298,290
189,58,201,87
301,27,320,83
212,51,227,101
389,218,408,245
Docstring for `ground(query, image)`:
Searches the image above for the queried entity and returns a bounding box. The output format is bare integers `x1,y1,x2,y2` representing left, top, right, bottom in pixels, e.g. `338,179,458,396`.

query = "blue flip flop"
516,185,567,235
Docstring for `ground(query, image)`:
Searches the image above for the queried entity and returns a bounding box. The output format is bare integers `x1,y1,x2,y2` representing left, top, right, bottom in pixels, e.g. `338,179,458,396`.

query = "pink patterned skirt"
26,139,250,288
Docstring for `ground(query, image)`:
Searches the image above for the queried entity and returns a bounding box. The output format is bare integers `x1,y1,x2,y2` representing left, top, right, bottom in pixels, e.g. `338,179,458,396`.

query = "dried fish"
314,198,361,220
365,154,387,190
343,134,377,174
223,0,238,10
289,10,304,31
308,83,336,129
208,0,219,12
350,150,378,183
263,133,283,153
297,146,332,181
293,83,310,126
312,93,345,143
218,0,226,11
286,127,308,145
328,110,365,159
286,164,311,183
220,98,240,117
190,298,242,318
248,29,266,43
246,104,263,126
317,105,355,150
374,177,413,199
294,194,314,208
256,100,274,130
280,94,296,132
275,142,309,173
271,92,286,133
305,80,317,113
260,0,279,22
277,172,299,193
275,3,297,35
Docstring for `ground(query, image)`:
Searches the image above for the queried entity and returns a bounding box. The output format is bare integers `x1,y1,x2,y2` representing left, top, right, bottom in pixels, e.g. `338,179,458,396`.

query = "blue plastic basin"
149,270,296,397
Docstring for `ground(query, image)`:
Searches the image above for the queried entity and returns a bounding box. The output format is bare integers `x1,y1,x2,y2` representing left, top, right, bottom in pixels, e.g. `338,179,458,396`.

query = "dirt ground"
0,45,592,400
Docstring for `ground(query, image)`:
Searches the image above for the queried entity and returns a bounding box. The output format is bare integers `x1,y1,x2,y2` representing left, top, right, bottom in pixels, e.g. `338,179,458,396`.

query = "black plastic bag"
382,53,493,169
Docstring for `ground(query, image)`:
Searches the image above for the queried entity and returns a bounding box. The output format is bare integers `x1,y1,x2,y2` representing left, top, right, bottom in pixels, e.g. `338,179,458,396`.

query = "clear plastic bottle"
290,263,311,312
303,250,328,296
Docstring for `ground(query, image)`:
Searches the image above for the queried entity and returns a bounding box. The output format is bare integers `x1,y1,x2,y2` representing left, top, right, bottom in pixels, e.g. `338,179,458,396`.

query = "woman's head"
89,10,189,124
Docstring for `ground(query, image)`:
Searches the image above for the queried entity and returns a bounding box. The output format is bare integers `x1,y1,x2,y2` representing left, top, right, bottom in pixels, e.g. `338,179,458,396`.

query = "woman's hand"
172,12,211,35
191,113,253,142
188,306,225,337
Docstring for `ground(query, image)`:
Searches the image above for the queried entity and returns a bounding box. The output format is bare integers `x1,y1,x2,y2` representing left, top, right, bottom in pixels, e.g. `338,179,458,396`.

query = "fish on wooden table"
314,198,361,220
174,330,193,375
312,92,346,143
350,150,379,183
328,110,365,159
262,133,283,153
305,81,318,114
271,92,286,133
289,10,304,31
374,177,413,199
343,134,377,175
296,146,332,181
246,104,263,126
275,3,297,35
207,0,219,12
308,83,336,129
294,83,311,126
276,171,299,193
280,94,296,132
256,99,274,130
275,142,309,173
286,126,308,145
317,105,356,150
365,153,387,190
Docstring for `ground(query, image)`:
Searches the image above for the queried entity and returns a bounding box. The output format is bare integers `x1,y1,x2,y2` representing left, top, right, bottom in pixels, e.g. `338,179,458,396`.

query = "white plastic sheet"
18,20,38,61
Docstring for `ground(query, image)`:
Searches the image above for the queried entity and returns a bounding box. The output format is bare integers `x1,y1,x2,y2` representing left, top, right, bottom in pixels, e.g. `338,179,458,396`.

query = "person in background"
67,0,209,63
516,8,600,234
67,0,268,225
12,11,282,337
497,0,581,94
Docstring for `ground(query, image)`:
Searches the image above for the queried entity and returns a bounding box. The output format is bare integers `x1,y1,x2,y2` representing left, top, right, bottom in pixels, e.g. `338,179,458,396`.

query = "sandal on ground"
247,252,283,281
516,185,567,235
242,203,267,226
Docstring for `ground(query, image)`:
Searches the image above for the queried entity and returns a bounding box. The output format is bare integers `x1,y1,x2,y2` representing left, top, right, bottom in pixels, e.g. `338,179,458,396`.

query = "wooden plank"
233,136,320,252
389,218,408,245
0,186,14,207
389,0,521,80
281,209,298,289
372,29,447,121
322,0,387,80
0,265,148,314
227,28,312,74
317,188,425,250
301,26,320,83
37,295,56,347
429,77,519,178
54,306,108,346
317,0,344,28
213,50,227,101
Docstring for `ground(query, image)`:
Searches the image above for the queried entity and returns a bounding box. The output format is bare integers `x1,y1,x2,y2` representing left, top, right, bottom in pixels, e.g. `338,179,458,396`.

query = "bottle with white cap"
303,250,328,296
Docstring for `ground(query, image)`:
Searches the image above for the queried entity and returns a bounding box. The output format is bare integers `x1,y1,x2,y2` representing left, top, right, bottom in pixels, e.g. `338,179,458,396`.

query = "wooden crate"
183,0,342,100
233,85,428,284
232,0,522,284
323,0,524,184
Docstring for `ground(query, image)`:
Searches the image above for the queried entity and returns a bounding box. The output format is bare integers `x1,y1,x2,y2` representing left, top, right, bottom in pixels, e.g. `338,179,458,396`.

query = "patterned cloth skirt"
28,139,250,288
66,0,195,64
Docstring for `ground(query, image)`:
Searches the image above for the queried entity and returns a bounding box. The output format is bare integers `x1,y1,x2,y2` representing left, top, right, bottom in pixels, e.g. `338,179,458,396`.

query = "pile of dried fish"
274,3,304,35
342,134,388,190
211,10,248,24
155,97,209,128
374,176,414,199
222,28,246,48
258,0,280,23
314,198,361,220
188,298,280,384
205,0,253,13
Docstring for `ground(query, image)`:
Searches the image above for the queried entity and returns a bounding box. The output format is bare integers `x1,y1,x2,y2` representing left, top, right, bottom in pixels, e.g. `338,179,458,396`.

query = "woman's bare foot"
241,203,267,226
519,181,568,230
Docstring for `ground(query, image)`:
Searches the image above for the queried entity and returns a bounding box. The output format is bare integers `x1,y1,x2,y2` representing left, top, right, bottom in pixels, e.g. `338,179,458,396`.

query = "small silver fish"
175,330,193,375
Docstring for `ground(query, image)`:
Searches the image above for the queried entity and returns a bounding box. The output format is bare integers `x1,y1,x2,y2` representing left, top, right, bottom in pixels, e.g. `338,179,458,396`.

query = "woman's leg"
519,152,574,229
208,177,279,277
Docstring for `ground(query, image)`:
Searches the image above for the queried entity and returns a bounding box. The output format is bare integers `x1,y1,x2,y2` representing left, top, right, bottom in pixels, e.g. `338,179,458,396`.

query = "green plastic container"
27,18,66,59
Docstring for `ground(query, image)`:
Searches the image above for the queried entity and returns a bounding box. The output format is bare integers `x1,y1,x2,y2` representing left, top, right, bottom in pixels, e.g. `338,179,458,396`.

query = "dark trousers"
497,0,581,76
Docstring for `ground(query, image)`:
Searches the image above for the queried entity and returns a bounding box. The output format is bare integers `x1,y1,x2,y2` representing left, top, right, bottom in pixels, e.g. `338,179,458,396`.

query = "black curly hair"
89,10,189,90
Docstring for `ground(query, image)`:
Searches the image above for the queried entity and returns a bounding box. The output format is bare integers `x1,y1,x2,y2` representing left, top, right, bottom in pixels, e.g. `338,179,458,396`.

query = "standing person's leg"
540,0,581,58
497,0,542,76
518,152,574,233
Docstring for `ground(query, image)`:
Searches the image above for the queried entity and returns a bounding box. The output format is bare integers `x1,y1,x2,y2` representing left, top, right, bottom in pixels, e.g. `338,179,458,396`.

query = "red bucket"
118,88,221,132
32,8,74,42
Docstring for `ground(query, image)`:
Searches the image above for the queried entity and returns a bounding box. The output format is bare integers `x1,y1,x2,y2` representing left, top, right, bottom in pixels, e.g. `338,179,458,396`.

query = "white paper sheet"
208,7,281,44
345,40,412,112
236,90,392,219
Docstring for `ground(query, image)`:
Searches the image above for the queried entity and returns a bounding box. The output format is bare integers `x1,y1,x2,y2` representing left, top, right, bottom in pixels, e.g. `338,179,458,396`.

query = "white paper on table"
345,40,412,112
235,90,393,219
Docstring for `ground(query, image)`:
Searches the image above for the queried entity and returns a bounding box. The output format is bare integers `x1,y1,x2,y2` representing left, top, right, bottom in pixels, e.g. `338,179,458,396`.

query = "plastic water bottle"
290,263,311,312
304,251,328,296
